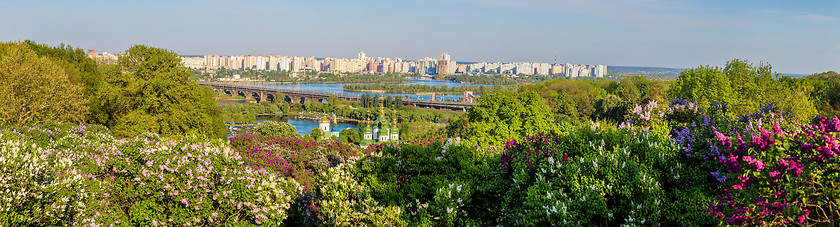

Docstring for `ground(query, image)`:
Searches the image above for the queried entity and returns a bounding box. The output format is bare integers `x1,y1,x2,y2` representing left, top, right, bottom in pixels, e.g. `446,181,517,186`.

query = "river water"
227,116,358,139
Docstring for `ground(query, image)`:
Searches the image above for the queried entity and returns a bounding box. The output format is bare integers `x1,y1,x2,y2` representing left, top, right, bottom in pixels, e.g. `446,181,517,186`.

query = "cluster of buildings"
181,52,607,77
86,49,119,63
317,107,399,148
84,48,607,77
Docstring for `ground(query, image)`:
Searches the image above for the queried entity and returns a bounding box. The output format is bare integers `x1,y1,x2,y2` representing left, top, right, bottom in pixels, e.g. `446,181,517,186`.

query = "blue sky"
1,0,837,74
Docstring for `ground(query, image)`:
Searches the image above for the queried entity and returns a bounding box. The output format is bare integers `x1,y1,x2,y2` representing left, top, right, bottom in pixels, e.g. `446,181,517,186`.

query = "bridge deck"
199,82,477,111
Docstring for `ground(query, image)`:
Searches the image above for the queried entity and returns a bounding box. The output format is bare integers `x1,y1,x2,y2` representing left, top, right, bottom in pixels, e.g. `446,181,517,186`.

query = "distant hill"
780,73,808,78
608,66,684,73
607,65,807,78
606,66,683,79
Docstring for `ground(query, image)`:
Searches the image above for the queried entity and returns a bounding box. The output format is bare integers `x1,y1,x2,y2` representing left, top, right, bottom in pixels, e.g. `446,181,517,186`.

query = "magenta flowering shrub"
707,116,840,225
230,134,364,191
229,134,370,225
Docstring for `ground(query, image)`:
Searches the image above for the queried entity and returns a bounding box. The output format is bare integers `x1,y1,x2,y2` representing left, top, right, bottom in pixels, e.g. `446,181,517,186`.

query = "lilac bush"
473,127,717,226
707,116,840,225
0,124,302,226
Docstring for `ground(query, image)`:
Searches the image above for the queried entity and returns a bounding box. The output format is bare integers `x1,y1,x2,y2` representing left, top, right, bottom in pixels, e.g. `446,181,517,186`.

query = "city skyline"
1,0,838,74
166,51,608,77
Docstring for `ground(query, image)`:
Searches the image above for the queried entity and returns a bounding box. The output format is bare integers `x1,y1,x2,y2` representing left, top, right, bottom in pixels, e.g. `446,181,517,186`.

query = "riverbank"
225,112,362,126
203,80,407,85
216,96,245,101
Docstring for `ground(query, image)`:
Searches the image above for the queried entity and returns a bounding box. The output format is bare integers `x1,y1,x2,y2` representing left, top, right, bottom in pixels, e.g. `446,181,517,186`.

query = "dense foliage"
253,121,301,138
0,41,225,139
4,106,840,225
0,124,299,226
668,59,816,121
468,91,555,147
0,43,88,126
433,74,556,85
473,127,716,226
100,45,226,138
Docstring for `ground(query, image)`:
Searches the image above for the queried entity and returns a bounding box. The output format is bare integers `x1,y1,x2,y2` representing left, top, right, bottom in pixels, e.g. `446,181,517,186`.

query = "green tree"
668,65,734,115
339,128,360,144
467,91,554,147
21,40,107,124
596,94,624,122
521,79,606,121
399,121,444,141
253,121,300,138
101,45,226,138
669,59,816,121
311,128,324,140
553,92,579,123
327,94,338,106
445,116,470,139
0,44,89,126
394,96,403,109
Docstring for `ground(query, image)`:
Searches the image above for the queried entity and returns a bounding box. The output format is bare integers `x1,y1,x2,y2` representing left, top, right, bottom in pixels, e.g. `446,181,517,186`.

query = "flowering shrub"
355,138,487,226
472,127,718,226
431,180,472,226
0,137,89,225
230,134,363,191
0,124,301,226
707,116,840,225
621,100,671,138
315,156,406,226
5,100,839,226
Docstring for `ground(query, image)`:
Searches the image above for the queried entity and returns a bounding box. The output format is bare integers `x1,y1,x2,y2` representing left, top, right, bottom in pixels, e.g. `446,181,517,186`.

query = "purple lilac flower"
710,170,727,182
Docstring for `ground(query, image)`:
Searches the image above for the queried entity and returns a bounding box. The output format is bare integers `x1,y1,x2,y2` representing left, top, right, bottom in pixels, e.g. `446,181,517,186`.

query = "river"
227,116,358,139
247,78,488,101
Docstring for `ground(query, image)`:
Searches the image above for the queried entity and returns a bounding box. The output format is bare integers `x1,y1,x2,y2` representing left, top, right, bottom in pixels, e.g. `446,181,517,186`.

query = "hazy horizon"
1,0,837,74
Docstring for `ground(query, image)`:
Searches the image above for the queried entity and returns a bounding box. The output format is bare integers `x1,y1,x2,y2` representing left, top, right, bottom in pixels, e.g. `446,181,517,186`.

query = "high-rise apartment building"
437,53,455,76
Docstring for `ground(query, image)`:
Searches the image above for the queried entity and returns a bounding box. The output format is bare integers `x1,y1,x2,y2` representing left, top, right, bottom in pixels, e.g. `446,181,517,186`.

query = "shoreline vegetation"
206,80,406,85
224,112,363,127
343,83,516,95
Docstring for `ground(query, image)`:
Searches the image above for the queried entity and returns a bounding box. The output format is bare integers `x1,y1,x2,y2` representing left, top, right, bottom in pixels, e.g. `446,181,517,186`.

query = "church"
360,106,400,147
317,107,399,147
318,113,341,140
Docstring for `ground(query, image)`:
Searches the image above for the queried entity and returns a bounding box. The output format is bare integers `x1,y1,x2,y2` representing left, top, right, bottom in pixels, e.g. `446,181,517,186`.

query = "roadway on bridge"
200,82,477,111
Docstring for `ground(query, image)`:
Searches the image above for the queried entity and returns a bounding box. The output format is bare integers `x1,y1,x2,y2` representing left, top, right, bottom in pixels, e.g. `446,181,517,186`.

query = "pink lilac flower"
715,131,732,148
741,156,765,172
768,171,781,179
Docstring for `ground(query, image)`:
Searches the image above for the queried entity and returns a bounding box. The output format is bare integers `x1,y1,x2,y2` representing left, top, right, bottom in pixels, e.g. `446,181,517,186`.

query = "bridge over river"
199,82,477,111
